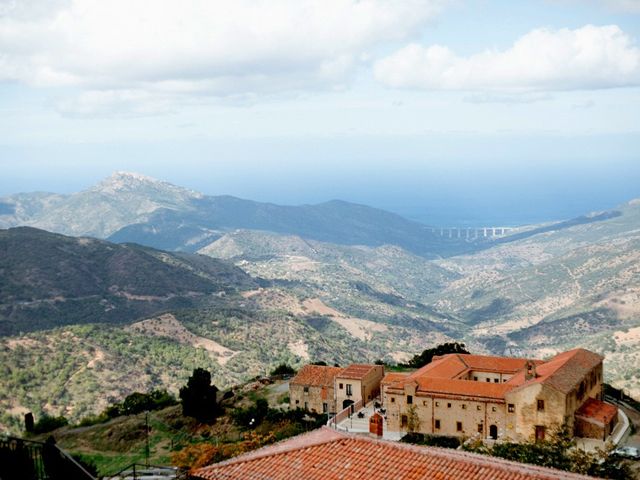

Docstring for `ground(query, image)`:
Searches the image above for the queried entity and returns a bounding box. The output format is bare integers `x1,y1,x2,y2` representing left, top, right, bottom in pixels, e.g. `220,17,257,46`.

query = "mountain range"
1,171,617,258
0,172,638,432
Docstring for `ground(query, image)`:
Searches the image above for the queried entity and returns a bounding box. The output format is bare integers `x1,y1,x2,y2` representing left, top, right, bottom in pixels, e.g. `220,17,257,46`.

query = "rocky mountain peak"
92,171,203,199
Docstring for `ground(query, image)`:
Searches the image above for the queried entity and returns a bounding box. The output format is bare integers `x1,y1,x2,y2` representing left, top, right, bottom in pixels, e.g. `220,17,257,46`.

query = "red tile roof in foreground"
575,398,618,425
337,363,380,380
290,365,343,388
192,427,594,480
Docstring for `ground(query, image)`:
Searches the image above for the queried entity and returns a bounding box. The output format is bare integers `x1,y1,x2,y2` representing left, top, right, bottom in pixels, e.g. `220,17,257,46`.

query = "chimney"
525,361,537,381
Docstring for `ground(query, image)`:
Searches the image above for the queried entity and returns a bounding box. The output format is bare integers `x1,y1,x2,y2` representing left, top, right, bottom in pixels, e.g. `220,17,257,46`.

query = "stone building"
574,398,618,440
289,365,343,414
335,364,385,412
382,348,614,442
290,363,384,414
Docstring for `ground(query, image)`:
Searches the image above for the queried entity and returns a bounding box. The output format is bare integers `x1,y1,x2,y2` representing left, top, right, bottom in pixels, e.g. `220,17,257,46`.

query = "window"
339,383,343,389
407,395,413,405
304,401,308,410
537,399,545,411
295,400,299,404
474,376,478,381
303,386,309,393
456,421,463,432
492,407,496,412
435,419,441,430
391,397,395,403
447,403,452,409
423,401,428,406
508,404,515,413
346,384,353,396
486,378,490,383
435,401,440,407
461,404,467,410
478,423,483,433
477,405,482,411
323,403,328,413
494,379,499,383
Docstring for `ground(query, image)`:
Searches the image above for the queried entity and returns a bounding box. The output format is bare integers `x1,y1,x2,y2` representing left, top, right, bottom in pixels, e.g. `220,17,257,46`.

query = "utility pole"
145,411,150,468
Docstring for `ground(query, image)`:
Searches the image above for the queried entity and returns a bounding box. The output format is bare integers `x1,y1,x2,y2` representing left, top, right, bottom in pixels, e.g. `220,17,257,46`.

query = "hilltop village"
289,348,621,444
191,347,635,479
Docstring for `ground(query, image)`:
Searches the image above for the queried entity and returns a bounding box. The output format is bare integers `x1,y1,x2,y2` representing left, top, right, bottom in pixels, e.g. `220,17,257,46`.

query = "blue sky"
1,0,639,224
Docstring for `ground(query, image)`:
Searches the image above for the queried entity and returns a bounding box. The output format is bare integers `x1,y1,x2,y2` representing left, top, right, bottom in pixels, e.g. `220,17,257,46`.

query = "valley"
0,173,639,435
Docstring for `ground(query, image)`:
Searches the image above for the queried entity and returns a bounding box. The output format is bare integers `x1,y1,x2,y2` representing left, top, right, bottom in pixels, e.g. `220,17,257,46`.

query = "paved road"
618,405,640,478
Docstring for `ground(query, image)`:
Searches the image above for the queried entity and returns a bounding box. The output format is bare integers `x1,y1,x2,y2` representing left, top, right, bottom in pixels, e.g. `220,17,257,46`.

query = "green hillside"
0,227,255,335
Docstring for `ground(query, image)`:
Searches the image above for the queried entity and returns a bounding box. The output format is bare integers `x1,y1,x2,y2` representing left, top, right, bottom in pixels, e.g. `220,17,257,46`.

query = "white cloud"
374,25,640,92
53,89,177,118
546,1,640,14
0,0,448,115
597,0,640,12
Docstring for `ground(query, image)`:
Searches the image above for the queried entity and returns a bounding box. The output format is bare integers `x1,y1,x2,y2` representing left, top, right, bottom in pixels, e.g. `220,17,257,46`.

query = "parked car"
612,446,640,459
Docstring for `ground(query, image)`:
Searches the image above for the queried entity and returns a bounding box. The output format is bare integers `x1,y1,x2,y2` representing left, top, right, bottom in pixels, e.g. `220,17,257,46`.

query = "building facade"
289,365,343,414
382,349,613,442
290,363,384,414
335,364,385,412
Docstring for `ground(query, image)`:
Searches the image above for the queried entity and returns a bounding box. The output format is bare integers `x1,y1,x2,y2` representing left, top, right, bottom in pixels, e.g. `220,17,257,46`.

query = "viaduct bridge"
430,226,514,240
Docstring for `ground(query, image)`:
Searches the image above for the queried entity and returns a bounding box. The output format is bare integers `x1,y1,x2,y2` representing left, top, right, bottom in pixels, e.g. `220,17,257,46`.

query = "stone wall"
290,384,334,414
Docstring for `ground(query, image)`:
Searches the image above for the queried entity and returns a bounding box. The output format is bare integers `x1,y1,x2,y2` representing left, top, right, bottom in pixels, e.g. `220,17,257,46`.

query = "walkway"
332,401,402,441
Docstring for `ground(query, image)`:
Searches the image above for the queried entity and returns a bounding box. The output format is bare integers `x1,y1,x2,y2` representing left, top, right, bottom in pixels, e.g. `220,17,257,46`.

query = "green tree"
402,342,469,369
32,414,68,434
405,405,421,433
179,368,221,424
270,363,295,376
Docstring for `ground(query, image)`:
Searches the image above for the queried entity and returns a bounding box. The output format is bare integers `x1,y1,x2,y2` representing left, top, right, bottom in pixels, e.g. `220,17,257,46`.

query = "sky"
1,0,640,225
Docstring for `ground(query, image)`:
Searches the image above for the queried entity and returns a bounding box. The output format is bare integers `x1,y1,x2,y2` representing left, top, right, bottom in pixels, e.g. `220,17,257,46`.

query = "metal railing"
107,462,183,479
0,435,96,480
327,399,363,429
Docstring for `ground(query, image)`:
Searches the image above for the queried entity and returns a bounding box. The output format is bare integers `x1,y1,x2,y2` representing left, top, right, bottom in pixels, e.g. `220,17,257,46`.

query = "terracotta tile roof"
381,372,410,386
192,427,594,480
575,398,618,425
384,354,533,400
459,355,541,374
386,377,512,401
507,349,603,394
290,365,343,388
419,355,469,379
337,363,380,380
414,377,513,400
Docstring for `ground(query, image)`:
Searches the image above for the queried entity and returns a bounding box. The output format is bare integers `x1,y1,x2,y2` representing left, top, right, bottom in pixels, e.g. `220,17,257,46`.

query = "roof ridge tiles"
194,427,595,479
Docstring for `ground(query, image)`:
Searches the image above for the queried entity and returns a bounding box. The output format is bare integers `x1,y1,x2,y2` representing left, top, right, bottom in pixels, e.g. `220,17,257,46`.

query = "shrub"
401,343,469,369
401,432,460,449
32,414,68,434
270,364,295,376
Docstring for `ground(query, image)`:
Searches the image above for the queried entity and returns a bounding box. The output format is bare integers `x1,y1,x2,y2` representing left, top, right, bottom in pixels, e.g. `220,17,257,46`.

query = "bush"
400,343,469,369
78,389,178,425
463,424,634,479
270,364,295,376
401,432,461,449
32,414,68,434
